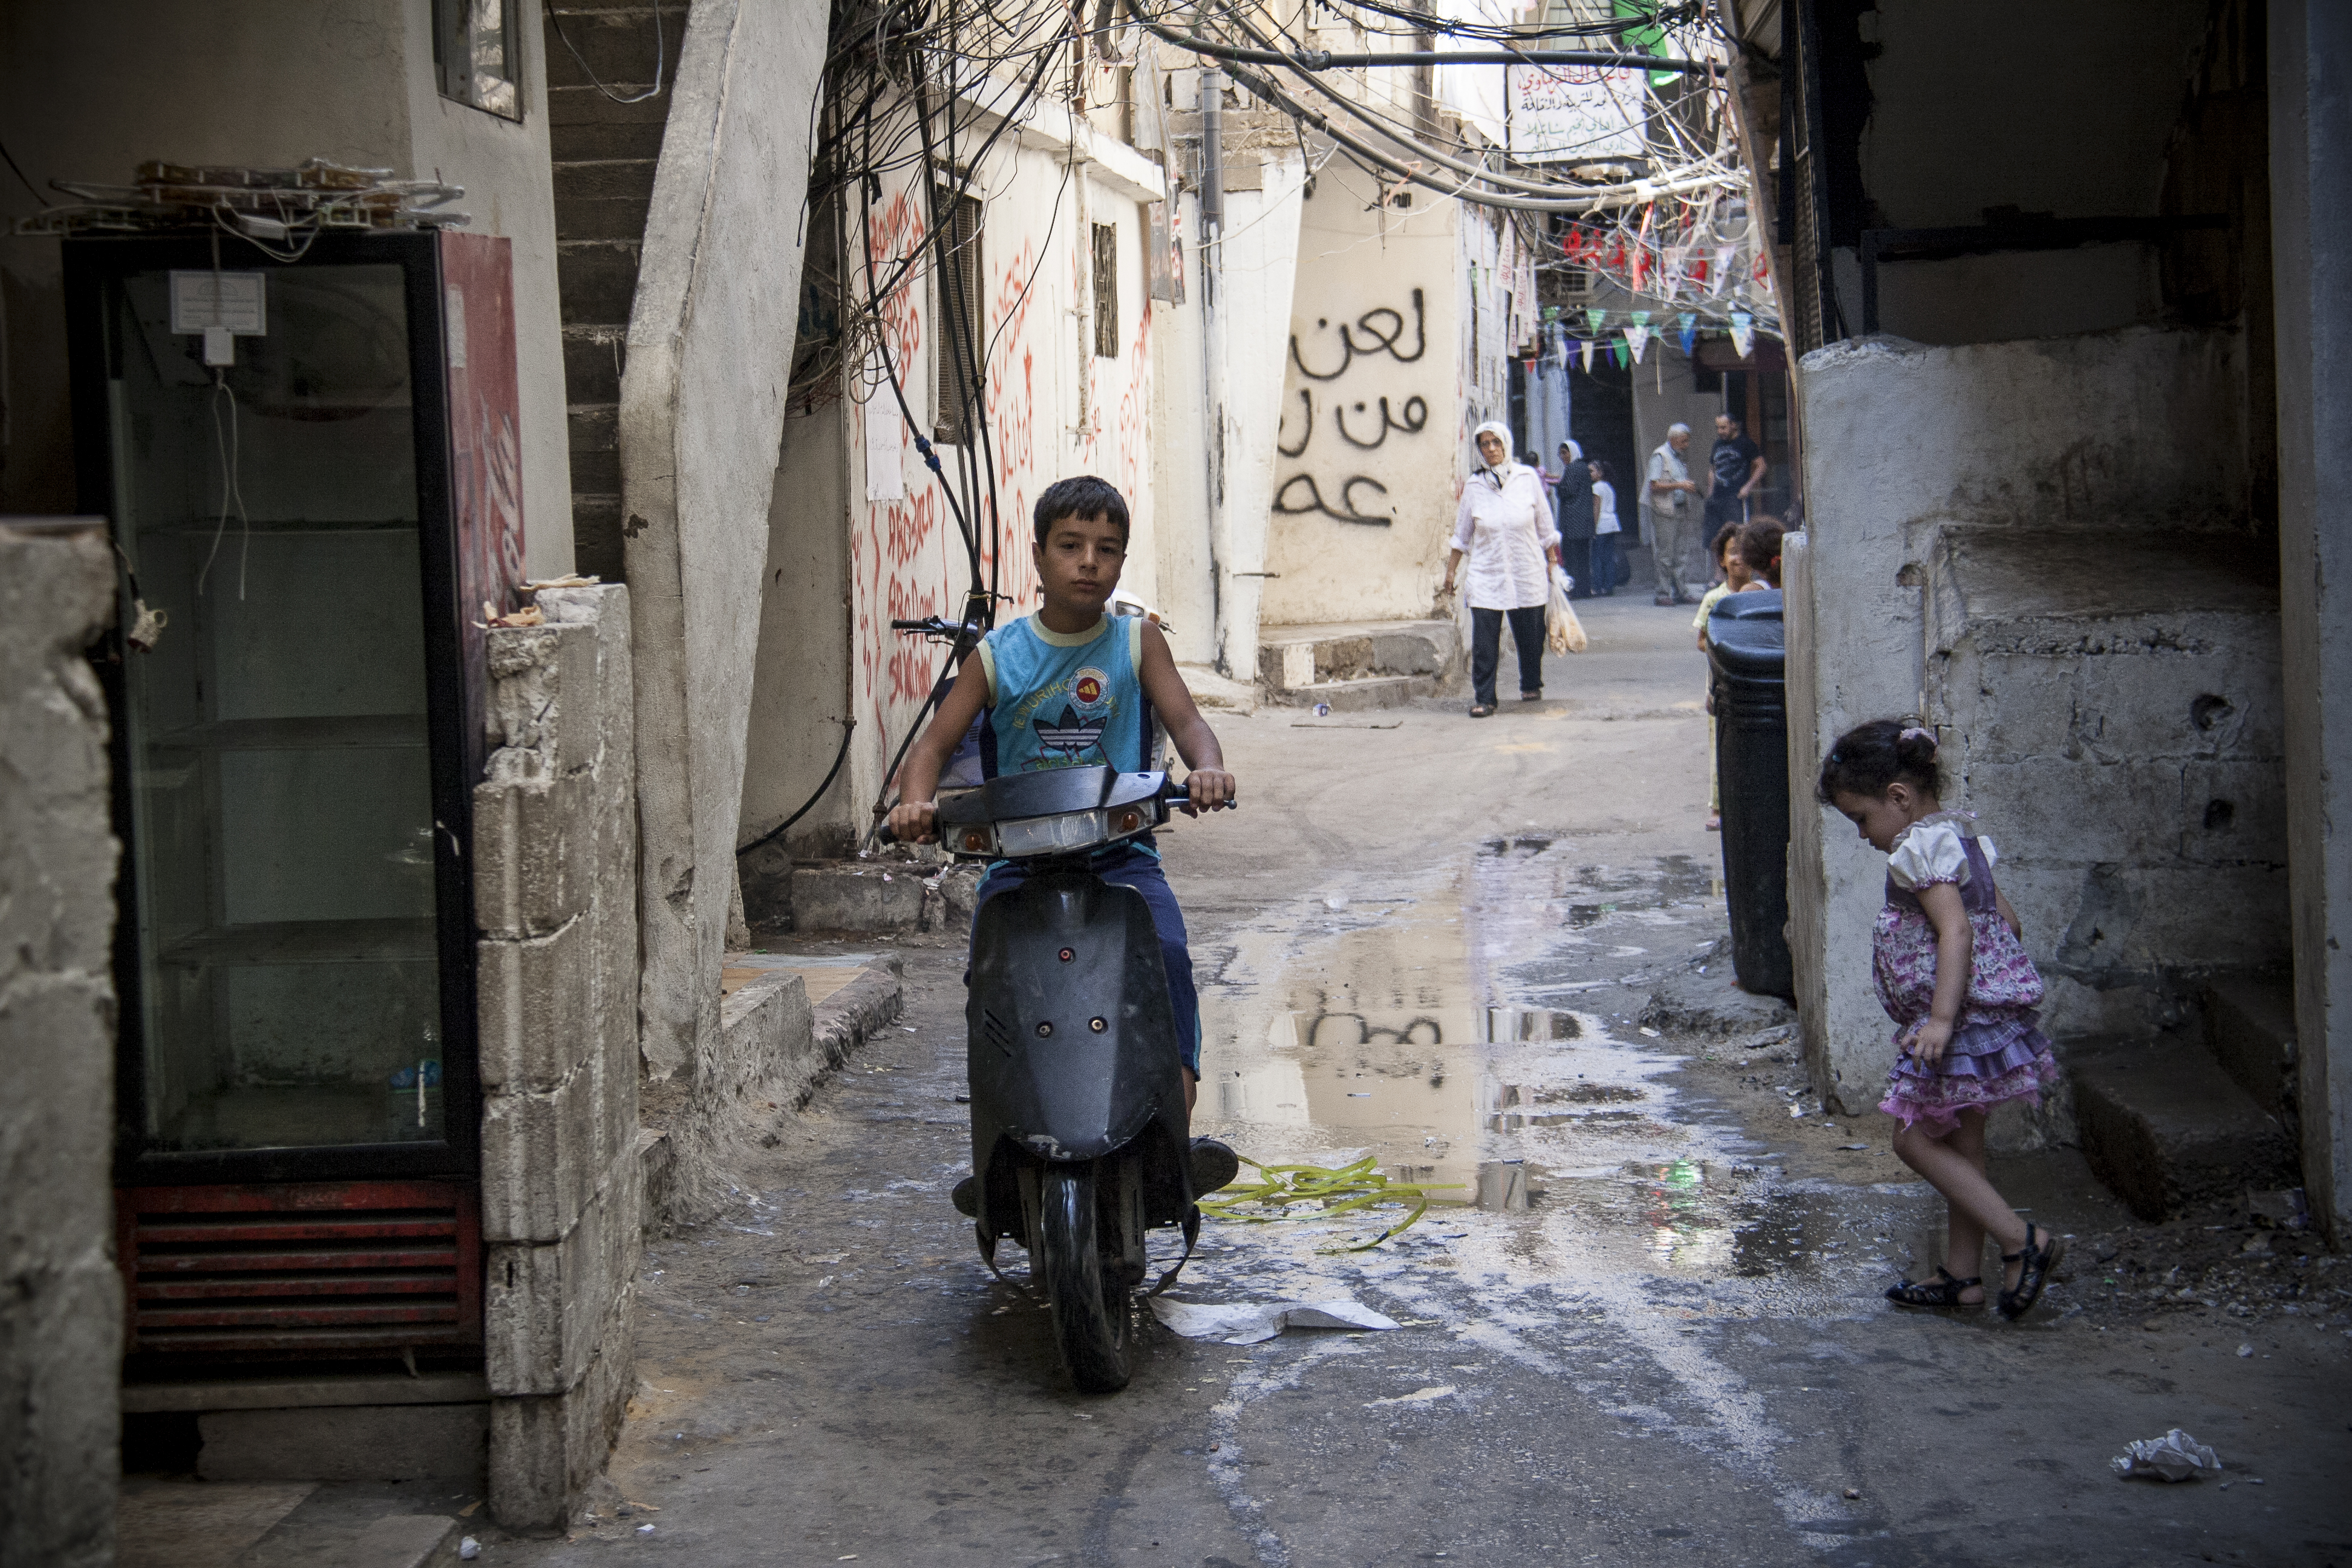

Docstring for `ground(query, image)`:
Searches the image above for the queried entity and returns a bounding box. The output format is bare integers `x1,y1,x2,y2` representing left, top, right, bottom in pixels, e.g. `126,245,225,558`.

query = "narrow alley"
494,601,2351,1568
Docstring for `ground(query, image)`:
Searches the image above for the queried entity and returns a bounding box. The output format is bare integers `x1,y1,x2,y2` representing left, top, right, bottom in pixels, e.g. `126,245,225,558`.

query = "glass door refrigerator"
65,228,523,1372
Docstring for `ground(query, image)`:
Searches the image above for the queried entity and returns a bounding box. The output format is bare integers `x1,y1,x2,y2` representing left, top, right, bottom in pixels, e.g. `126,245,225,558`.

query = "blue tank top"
976,613,1161,780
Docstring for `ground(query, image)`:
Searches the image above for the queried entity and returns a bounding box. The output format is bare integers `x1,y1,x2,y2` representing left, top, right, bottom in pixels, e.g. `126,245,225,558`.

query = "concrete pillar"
622,0,828,1088
474,585,642,1529
0,520,120,1568
2269,0,2352,1243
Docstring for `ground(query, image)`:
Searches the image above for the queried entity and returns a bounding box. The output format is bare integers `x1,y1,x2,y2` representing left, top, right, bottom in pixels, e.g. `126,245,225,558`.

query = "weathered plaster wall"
2269,0,2352,1241
1263,160,1460,626
0,521,119,1568
1860,0,2209,229
0,0,573,578
740,402,855,872
1204,152,1308,679
1835,0,2210,350
1152,184,1217,668
1788,328,2282,1131
623,0,827,1082
840,118,1169,819
474,585,641,1530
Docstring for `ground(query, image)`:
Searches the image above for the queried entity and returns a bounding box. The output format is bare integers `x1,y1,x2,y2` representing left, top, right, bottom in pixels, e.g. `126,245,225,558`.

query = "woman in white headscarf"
1443,420,1561,717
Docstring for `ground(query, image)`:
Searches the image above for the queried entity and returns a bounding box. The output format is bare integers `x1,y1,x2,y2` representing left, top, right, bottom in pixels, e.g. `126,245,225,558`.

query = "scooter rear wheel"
1033,1164,1133,1393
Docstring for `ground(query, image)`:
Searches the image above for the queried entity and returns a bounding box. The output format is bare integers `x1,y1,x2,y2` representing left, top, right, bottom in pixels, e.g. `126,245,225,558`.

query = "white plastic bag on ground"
1148,1296,1400,1345
2111,1429,2222,1481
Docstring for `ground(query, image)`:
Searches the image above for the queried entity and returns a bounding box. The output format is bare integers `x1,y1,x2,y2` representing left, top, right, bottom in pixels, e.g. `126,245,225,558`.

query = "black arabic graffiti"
1276,389,1314,459
1334,394,1429,450
1273,472,1394,526
1289,289,1428,381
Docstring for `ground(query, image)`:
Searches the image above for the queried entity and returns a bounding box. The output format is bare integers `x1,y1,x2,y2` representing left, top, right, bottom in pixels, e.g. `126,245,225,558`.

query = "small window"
1091,224,1119,359
932,189,983,445
434,0,522,120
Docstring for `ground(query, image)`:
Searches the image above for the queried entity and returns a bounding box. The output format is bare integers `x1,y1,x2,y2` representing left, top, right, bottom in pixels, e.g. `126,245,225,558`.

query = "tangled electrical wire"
778,0,1093,847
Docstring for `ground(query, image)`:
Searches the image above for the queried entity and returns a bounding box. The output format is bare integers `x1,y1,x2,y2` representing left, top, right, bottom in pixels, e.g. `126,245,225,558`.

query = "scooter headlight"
952,826,995,855
995,809,1110,857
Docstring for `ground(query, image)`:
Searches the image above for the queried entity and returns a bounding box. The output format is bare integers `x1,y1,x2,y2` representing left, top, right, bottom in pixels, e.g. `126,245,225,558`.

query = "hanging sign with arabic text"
1506,62,1649,164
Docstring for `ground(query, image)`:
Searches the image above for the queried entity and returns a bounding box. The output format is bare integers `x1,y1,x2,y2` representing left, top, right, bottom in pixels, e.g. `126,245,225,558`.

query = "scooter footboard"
966,871,1192,1244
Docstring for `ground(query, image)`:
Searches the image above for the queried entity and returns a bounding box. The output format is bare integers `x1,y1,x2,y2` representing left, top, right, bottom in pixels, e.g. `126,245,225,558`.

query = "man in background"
1706,412,1767,552
1644,422,1699,606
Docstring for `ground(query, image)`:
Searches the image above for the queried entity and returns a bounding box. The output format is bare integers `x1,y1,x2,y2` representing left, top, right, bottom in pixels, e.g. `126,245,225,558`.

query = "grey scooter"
929,765,1229,1392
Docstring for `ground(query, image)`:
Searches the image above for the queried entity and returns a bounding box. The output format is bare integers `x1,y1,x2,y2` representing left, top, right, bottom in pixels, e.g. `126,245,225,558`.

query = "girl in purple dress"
1818,720,2065,1320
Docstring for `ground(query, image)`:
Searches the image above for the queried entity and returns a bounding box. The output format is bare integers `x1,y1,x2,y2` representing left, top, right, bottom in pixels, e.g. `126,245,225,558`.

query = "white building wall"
1263,160,1461,626
841,117,1168,820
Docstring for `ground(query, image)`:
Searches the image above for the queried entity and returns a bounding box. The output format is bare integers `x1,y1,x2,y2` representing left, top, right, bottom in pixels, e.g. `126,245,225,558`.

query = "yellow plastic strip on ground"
1197,1155,1466,1252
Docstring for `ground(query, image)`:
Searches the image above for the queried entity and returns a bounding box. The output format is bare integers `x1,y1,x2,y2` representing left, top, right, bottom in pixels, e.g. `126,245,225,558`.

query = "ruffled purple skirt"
1878,1009,2058,1136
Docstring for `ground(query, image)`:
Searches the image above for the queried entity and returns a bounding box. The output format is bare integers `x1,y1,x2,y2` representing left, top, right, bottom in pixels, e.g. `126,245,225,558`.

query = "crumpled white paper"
2111,1429,2223,1482
1148,1296,1400,1345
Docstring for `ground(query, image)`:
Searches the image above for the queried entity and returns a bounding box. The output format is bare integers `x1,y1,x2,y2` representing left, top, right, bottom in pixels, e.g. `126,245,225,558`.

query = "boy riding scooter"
886,475,1241,1207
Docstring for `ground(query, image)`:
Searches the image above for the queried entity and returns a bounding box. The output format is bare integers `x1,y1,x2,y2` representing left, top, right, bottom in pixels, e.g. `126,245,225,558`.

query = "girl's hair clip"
1898,726,1937,749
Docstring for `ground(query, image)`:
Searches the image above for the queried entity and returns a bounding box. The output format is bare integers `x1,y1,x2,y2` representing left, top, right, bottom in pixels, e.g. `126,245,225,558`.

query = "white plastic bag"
2111,1429,2222,1482
1546,566,1587,655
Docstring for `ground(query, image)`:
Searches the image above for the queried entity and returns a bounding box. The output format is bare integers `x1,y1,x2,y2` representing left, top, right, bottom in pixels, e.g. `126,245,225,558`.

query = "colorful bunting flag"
1730,310,1755,359
1677,313,1697,357
1579,338,1595,372
1624,325,1651,363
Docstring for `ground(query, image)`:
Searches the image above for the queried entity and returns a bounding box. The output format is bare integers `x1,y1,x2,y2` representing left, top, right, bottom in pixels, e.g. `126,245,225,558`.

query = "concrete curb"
805,957,905,1105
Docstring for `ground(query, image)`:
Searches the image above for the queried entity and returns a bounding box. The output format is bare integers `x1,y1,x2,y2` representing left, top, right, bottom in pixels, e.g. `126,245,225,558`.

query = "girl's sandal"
1468,704,1497,719
1997,1224,2066,1321
1883,1266,1983,1309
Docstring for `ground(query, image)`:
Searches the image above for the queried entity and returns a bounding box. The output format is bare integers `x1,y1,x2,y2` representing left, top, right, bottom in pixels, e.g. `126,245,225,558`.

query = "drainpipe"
1199,64,1233,675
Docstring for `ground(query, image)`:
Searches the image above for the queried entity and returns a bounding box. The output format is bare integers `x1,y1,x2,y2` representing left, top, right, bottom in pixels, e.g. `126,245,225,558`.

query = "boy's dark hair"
1736,518,1786,585
1033,475,1131,546
1818,718,1944,804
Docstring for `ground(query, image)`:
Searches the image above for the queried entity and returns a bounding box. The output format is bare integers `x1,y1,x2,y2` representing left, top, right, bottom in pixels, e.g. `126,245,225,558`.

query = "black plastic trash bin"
1707,589,1795,1000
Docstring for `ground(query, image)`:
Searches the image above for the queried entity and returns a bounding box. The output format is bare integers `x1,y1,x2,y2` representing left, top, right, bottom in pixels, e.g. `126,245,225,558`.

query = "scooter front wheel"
1033,1164,1133,1393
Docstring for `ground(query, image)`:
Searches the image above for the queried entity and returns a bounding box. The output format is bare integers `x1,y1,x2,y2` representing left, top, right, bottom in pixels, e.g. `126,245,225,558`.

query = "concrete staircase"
1256,619,1462,710
2068,978,2299,1222
543,3,685,581
2205,974,2299,1131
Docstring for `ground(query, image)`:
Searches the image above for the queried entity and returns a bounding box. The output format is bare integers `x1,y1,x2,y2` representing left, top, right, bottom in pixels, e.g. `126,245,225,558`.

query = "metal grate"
117,1181,482,1356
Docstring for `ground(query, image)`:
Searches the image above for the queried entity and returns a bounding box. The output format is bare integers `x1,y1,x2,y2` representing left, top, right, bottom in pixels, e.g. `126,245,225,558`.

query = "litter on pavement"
1149,1296,1402,1344
2111,1429,2223,1481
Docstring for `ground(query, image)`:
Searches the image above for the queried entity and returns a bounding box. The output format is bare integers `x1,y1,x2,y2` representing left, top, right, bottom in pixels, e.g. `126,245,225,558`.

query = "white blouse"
1450,462,1561,610
1887,812,2000,891
1592,479,1621,534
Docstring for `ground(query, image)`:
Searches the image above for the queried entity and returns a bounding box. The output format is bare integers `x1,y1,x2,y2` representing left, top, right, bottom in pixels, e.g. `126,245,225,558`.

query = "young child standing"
1694,524,1757,831
1818,720,2065,1319
888,476,1240,1204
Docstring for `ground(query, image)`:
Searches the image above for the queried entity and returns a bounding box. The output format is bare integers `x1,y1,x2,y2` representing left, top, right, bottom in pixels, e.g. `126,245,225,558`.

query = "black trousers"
1559,538,1593,598
1471,605,1548,706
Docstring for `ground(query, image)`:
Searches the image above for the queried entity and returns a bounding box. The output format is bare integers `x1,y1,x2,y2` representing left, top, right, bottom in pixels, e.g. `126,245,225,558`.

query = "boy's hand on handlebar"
1180,768,1236,815
887,799,938,844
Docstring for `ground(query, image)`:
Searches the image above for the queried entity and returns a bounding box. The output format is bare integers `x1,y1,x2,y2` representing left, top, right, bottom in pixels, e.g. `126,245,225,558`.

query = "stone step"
1256,618,1459,696
2068,1034,2297,1221
2204,975,2298,1118
788,860,980,933
1272,675,1423,712
119,1480,471,1568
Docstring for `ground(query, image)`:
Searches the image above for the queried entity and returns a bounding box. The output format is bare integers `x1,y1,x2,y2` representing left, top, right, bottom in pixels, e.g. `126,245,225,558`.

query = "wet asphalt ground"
490,595,2352,1568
